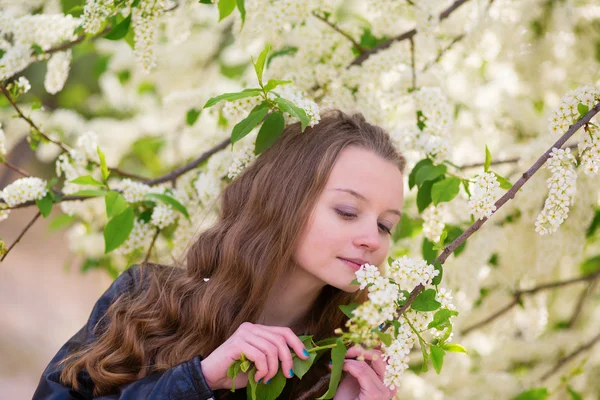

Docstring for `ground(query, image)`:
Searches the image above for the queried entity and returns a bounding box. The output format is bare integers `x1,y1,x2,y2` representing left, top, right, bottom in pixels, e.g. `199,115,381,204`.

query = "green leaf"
240,360,251,373
254,111,284,154
267,46,298,66
585,209,600,238
443,343,467,353
566,385,583,400
416,179,436,213
231,107,269,144
484,145,492,172
577,103,589,118
35,192,53,218
411,289,441,312
49,213,75,231
144,193,190,220
512,388,549,400
350,278,359,286
97,146,110,182
186,108,201,126
254,368,287,400
105,191,129,218
253,44,271,84
376,331,392,346
218,0,236,21
428,309,458,330
199,0,213,3
293,336,317,379
105,14,132,40
263,79,293,92
415,164,446,187
408,158,433,189
274,97,310,131
432,260,443,285
579,255,600,276
416,110,427,131
493,172,513,189
339,303,359,319
227,361,242,392
203,89,262,108
103,207,134,253
236,0,246,26
430,345,445,374
68,189,107,197
443,225,467,256
316,338,347,399
70,175,106,187
431,177,461,205
392,214,423,241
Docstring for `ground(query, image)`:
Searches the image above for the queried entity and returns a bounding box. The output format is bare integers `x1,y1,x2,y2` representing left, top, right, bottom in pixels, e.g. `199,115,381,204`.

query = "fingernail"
328,361,332,366
303,349,310,357
266,379,271,384
258,378,262,383
289,369,294,377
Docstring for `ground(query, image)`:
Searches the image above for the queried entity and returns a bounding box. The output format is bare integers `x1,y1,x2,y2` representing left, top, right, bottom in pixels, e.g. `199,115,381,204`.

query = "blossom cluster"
548,85,600,135
227,145,256,180
0,177,48,207
118,218,155,255
82,0,115,35
535,147,577,235
422,204,445,242
151,203,177,229
578,124,600,175
269,85,321,128
468,172,502,220
133,0,166,72
44,50,72,95
389,256,440,289
6,76,31,97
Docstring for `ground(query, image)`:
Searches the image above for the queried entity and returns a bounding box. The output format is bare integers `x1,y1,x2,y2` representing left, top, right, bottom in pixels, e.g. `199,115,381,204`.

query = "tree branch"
0,211,41,262
349,0,470,67
44,25,113,56
540,331,600,381
144,228,160,263
409,37,417,90
567,278,598,329
1,160,31,177
311,12,366,54
421,33,465,73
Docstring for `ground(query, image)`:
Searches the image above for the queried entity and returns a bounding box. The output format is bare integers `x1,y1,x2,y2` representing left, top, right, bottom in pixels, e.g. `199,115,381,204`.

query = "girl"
33,109,405,399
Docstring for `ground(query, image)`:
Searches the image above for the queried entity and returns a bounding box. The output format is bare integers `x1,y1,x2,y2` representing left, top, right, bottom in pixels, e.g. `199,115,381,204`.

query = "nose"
352,221,381,252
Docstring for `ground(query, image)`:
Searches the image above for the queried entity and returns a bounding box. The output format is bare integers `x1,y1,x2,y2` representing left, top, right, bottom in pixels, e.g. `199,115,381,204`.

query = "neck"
257,266,325,333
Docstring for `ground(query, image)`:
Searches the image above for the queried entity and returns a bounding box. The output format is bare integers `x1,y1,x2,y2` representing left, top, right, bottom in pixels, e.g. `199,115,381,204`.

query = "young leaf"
253,44,271,85
274,97,310,131
227,361,242,392
408,158,433,189
105,191,129,218
566,385,583,400
422,238,438,264
316,338,347,399
105,14,132,40
431,177,461,205
69,189,107,197
49,213,75,231
103,207,134,253
339,303,359,319
263,79,293,92
231,107,270,144
35,192,53,218
293,336,317,379
432,260,443,285
203,89,262,108
577,103,589,118
512,388,549,400
415,164,446,187
376,331,392,346
443,343,467,353
427,309,458,331
218,0,236,21
411,288,441,312
97,146,110,182
236,0,246,26
144,193,190,220
416,179,435,213
493,172,513,189
254,111,284,154
430,345,445,374
484,145,492,172
254,368,287,400
71,175,106,187
186,108,201,126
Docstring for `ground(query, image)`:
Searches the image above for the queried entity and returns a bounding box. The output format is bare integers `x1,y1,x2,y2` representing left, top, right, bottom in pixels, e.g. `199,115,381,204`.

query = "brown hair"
59,109,406,398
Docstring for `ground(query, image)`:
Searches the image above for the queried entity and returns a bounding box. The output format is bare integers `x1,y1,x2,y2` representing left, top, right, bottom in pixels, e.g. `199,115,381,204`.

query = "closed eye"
335,209,392,235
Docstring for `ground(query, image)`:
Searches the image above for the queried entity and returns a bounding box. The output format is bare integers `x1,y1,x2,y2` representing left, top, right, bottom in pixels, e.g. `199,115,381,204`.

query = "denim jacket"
32,265,216,400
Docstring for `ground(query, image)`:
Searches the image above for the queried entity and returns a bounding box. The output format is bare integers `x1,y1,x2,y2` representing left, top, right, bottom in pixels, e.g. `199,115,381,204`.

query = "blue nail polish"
289,369,294,377
258,378,262,383
303,349,310,357
328,361,332,366
266,379,271,384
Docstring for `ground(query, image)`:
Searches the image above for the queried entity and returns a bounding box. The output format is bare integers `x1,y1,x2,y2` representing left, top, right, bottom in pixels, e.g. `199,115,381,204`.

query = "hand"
200,322,311,391
331,345,396,400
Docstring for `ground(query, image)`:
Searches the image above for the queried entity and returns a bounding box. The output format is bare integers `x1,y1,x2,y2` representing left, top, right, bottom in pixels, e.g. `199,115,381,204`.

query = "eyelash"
335,209,392,235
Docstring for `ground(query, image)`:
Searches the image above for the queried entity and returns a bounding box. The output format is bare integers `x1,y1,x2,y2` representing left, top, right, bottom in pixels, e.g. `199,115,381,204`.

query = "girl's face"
293,146,404,292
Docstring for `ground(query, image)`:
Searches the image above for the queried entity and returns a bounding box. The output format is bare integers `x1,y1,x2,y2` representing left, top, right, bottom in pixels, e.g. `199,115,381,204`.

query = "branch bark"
1,211,41,262
312,12,366,54
540,331,600,381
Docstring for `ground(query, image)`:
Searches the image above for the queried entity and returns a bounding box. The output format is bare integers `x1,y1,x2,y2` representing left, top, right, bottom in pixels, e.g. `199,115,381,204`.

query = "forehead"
324,147,404,206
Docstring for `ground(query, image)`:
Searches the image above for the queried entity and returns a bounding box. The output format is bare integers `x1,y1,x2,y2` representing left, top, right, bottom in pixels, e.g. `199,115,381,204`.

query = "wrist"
199,358,219,391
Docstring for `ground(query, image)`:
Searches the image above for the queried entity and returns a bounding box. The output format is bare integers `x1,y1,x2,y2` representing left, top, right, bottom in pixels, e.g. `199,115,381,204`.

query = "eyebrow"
332,188,402,217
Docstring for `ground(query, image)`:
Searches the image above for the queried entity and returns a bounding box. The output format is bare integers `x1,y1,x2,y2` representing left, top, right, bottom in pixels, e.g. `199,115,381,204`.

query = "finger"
345,346,386,380
341,360,390,400
258,325,311,360
235,340,269,383
252,328,297,379
243,336,280,382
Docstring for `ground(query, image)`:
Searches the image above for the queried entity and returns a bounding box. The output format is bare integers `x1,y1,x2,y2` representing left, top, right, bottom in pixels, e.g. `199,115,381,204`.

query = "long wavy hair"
59,109,406,398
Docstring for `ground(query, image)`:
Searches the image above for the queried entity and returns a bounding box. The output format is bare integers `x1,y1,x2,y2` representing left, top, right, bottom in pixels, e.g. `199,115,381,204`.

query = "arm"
32,265,217,400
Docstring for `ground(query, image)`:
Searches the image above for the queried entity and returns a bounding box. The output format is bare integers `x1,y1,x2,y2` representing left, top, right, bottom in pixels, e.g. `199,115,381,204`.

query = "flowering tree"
2,0,600,399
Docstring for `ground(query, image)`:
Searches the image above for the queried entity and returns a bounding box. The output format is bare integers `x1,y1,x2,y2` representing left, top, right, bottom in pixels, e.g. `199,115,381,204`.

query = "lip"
338,257,368,271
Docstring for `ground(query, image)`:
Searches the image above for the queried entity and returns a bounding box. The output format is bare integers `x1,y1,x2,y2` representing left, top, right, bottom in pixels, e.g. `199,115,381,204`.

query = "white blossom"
548,85,600,135
355,263,381,290
82,0,115,34
44,50,71,94
132,0,165,72
422,204,445,242
0,177,48,207
118,218,154,255
227,145,256,180
389,256,439,289
151,203,177,229
114,178,153,203
468,172,502,220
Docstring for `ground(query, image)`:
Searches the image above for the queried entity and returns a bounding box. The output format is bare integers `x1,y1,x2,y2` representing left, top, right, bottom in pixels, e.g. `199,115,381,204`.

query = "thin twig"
311,12,365,54
1,160,31,177
460,143,579,170
409,37,416,90
349,0,470,67
460,269,600,336
567,278,599,329
0,211,41,262
144,228,160,263
540,331,600,381
44,25,113,56
421,33,465,73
